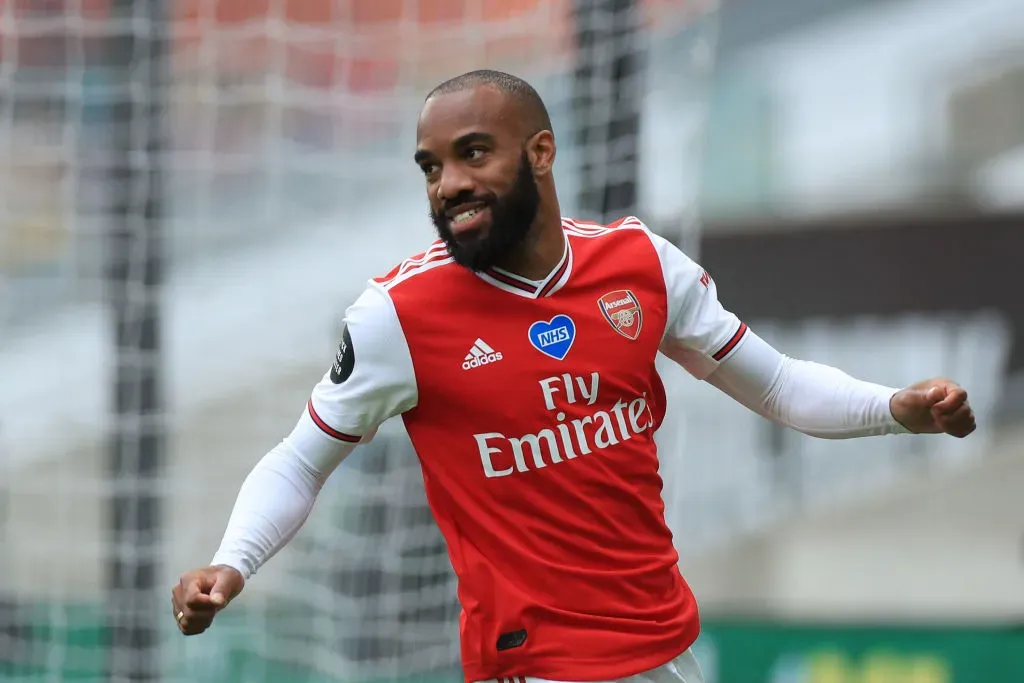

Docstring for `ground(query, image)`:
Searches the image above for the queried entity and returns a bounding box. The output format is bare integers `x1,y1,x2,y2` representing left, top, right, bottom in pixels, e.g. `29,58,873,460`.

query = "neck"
494,203,563,280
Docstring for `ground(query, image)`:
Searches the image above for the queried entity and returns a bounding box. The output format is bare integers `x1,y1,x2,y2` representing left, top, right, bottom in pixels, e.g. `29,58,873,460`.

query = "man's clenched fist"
171,565,245,636
890,377,976,438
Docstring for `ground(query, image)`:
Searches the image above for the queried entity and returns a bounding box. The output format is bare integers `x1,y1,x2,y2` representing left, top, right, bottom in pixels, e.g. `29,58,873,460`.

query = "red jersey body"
307,217,748,682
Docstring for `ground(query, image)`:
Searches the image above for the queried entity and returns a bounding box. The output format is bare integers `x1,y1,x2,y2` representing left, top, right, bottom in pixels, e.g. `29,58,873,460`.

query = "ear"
526,130,556,177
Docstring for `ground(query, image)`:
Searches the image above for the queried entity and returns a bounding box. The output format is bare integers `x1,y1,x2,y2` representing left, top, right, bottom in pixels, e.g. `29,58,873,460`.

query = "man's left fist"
890,378,976,438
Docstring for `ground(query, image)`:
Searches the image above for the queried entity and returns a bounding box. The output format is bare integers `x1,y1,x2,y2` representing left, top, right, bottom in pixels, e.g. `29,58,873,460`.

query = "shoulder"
563,214,705,287
342,246,443,350
562,214,679,265
561,214,650,240
561,214,672,259
371,240,458,294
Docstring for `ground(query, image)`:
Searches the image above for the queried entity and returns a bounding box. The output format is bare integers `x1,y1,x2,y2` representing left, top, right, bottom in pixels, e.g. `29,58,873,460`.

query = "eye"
420,163,439,178
466,147,488,162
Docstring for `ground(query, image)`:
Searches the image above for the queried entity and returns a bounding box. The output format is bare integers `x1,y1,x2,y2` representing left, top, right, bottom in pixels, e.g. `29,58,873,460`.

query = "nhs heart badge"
528,314,576,361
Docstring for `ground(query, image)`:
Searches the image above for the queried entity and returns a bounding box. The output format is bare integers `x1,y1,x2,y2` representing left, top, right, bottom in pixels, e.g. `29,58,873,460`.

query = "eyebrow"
453,131,496,149
414,131,497,164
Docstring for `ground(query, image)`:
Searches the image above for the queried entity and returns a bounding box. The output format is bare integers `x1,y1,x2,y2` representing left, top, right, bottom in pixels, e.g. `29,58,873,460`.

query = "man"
171,70,976,683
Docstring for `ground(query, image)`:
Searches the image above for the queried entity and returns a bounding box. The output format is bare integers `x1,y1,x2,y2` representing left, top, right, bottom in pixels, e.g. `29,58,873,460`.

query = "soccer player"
171,70,976,683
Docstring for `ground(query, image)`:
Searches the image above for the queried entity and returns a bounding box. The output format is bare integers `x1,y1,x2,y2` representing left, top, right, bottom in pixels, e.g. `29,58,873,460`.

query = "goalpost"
0,2,722,681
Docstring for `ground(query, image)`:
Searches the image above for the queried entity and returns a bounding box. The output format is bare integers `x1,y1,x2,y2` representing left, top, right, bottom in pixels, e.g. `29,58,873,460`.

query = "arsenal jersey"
307,216,748,682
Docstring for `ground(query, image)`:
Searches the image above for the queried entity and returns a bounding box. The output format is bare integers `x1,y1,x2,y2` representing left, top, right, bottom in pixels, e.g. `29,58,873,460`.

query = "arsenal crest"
598,290,643,340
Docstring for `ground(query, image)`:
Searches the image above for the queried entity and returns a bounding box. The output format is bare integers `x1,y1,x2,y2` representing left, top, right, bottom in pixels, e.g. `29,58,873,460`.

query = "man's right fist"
171,565,245,636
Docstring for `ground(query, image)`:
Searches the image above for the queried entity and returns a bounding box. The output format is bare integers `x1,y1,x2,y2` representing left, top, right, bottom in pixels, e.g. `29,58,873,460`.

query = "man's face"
415,87,541,271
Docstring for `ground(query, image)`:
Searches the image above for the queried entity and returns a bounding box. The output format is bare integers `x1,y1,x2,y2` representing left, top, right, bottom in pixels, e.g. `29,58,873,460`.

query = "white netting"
0,1,722,681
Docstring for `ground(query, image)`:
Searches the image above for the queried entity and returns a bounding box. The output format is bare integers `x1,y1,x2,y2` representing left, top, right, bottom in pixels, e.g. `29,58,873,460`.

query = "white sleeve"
210,282,418,577
643,224,907,438
645,226,749,379
704,310,909,439
306,282,419,444
209,438,327,578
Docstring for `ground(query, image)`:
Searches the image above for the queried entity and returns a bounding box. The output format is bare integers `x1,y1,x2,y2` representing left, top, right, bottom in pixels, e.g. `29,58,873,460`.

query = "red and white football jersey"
307,216,748,682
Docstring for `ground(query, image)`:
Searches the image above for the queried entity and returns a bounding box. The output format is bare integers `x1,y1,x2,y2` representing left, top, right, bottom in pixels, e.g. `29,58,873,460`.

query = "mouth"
446,203,490,237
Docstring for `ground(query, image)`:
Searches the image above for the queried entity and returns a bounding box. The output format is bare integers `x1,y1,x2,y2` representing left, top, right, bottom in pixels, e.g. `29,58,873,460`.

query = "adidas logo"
462,338,503,370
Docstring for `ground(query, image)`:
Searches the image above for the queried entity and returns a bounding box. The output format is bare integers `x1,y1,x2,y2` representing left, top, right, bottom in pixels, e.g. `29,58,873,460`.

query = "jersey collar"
475,230,572,299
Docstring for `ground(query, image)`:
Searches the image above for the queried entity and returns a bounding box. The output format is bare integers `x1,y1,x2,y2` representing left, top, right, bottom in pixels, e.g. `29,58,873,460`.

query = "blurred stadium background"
2,0,1023,681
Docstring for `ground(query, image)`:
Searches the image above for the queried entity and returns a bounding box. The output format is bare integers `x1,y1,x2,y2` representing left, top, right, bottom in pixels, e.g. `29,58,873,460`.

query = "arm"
174,283,416,635
210,282,418,579
208,413,356,578
704,328,905,438
641,222,971,438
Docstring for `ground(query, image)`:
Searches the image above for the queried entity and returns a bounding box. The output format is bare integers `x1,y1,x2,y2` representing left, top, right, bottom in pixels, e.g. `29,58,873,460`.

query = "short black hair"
425,69,553,136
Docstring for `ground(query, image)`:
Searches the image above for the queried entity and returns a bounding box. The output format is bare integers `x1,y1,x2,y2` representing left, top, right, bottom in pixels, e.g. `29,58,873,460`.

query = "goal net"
0,1,722,682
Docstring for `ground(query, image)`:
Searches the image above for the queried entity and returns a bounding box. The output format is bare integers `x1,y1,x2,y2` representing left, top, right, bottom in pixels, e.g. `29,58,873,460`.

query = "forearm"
763,356,906,438
706,331,908,439
211,412,355,577
209,442,323,578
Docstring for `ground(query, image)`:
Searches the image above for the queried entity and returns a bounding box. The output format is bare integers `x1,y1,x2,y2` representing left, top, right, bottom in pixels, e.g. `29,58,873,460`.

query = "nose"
436,165,475,202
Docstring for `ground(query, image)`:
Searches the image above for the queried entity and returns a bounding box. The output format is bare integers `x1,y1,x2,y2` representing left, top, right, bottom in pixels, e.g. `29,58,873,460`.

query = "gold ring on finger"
176,610,185,623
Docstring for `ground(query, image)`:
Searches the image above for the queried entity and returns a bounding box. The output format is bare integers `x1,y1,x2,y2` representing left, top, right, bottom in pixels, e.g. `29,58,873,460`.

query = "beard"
431,151,541,272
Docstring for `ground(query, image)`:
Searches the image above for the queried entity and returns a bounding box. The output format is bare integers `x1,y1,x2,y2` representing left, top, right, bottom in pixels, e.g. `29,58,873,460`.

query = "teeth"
453,208,480,224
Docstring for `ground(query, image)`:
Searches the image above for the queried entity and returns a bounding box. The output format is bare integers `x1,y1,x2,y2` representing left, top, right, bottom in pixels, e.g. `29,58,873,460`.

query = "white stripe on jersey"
561,216,646,237
378,252,455,291
393,241,449,278
561,217,607,234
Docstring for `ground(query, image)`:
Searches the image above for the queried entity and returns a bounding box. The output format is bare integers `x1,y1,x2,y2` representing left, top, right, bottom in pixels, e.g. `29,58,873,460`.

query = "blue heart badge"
528,314,576,361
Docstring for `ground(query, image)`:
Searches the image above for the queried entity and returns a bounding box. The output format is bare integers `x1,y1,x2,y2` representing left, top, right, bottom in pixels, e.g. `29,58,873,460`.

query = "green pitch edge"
1,602,462,683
